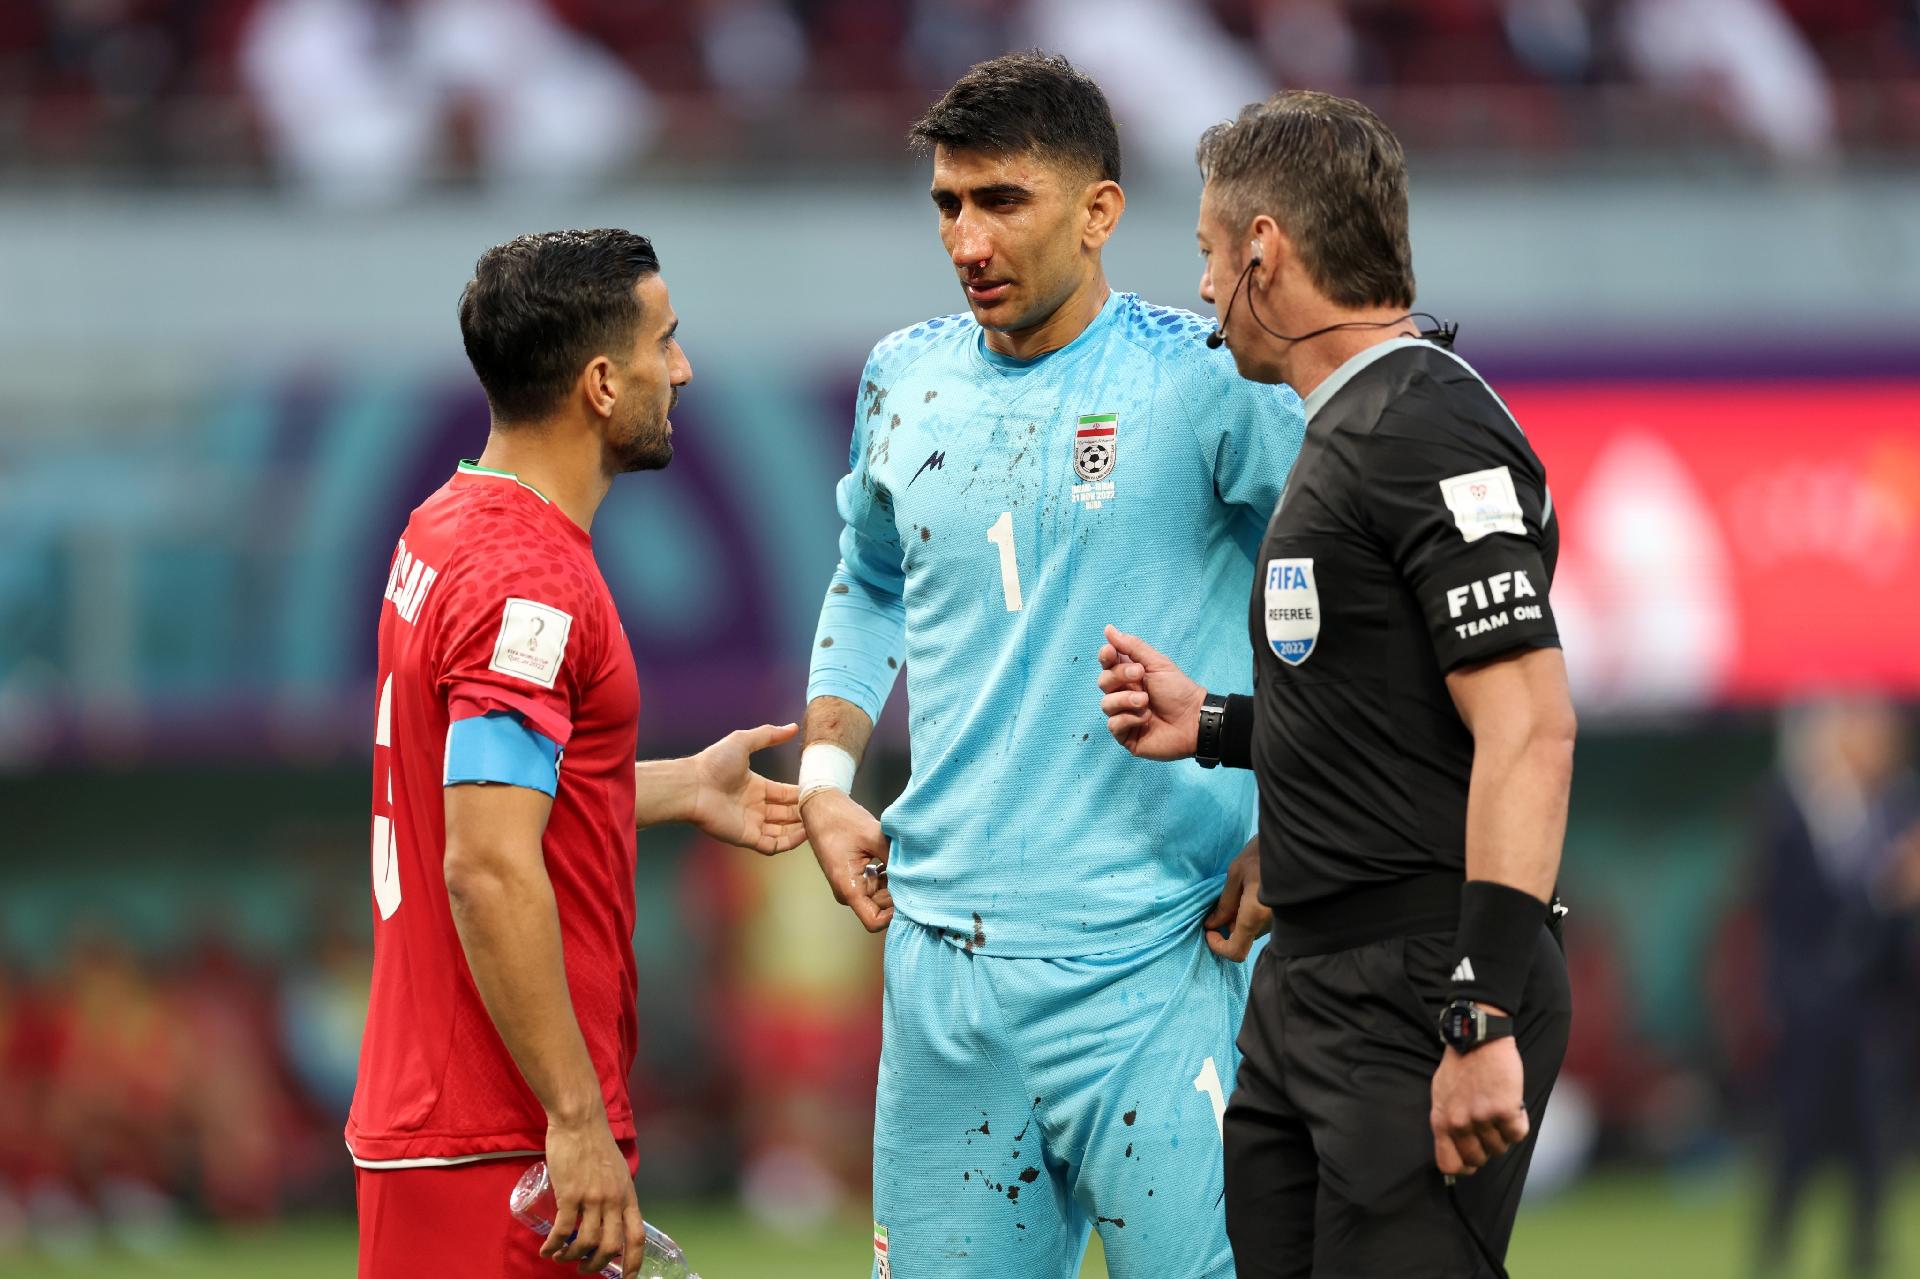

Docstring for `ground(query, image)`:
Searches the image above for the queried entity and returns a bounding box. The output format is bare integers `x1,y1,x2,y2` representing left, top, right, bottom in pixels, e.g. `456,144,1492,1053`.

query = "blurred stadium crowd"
3,0,1918,196
0,926,360,1250
0,830,886,1252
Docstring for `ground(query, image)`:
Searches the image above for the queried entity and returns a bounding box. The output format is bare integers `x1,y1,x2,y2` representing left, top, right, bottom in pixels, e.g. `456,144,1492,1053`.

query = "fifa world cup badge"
488,597,572,688
1072,412,1118,510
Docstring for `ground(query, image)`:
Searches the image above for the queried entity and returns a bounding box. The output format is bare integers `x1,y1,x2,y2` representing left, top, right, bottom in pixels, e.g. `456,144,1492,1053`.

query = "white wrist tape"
798,743,857,806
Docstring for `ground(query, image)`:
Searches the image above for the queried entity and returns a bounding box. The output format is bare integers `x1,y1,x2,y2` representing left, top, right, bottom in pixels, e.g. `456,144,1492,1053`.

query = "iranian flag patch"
873,1222,890,1279
1072,412,1119,510
1074,413,1117,482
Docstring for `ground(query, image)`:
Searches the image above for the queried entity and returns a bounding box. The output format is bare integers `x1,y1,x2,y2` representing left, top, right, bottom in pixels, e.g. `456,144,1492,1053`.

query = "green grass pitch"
1,1172,1911,1278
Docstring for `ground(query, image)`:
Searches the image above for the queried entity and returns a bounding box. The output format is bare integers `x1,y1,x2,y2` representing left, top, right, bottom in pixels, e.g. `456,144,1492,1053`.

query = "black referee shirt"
1249,337,1560,909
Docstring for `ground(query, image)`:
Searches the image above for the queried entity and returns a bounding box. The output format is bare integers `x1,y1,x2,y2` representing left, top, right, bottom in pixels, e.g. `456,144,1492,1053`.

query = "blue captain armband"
444,711,562,796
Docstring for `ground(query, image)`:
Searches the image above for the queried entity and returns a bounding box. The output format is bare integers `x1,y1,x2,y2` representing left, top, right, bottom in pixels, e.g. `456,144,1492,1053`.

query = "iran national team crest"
1074,413,1117,481
1264,557,1320,666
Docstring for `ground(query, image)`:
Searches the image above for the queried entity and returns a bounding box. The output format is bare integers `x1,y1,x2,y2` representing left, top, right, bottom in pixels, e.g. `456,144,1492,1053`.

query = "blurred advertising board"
1514,381,1920,713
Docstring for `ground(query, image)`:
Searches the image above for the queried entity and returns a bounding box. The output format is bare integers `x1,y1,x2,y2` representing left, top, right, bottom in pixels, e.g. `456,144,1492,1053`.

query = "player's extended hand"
800,788,893,932
1430,1032,1529,1177
1204,839,1271,961
687,723,807,855
541,1113,644,1275
1097,624,1205,760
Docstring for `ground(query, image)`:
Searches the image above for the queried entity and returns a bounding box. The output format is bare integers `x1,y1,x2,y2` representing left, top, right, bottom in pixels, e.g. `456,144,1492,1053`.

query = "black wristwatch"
1437,999,1514,1054
1195,691,1229,769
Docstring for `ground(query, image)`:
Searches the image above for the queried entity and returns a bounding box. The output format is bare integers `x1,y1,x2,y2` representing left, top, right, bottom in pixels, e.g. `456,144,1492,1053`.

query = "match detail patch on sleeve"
488,597,573,689
1438,466,1526,543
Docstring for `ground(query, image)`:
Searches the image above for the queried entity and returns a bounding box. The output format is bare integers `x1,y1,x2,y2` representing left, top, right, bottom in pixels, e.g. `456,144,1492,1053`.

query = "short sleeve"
432,528,603,749
1363,408,1559,673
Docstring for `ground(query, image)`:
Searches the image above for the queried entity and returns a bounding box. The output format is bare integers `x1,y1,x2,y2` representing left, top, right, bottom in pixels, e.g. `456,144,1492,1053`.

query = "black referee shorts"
1224,924,1570,1278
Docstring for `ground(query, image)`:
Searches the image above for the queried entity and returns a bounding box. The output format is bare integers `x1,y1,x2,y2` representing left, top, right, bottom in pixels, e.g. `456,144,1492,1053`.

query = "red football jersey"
346,462,640,1167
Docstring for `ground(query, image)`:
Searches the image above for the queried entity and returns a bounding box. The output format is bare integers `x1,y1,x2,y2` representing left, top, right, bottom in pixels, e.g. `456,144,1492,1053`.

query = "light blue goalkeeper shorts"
869,915,1262,1278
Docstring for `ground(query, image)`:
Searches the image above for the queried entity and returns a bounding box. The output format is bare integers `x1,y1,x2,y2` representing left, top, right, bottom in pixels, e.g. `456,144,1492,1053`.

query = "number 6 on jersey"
986,511,1024,612
370,673,403,919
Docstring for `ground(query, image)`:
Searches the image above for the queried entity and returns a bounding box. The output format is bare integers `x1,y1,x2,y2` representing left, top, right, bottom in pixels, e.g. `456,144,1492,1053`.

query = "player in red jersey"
350,229,805,1278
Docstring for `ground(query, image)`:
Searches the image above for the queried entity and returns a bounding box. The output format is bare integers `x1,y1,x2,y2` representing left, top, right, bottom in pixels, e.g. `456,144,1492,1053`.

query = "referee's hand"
1430,1034,1529,1176
1097,625,1205,760
1203,839,1271,961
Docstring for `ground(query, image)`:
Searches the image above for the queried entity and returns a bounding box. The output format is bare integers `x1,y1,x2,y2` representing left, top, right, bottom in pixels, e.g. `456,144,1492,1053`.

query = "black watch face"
1439,1003,1477,1049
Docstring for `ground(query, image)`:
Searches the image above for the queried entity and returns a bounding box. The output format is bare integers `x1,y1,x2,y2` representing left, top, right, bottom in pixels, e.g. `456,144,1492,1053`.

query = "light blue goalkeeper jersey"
808,290,1305,957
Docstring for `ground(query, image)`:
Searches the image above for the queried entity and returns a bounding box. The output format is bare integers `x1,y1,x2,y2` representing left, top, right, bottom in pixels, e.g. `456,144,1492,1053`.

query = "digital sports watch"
1437,1000,1514,1054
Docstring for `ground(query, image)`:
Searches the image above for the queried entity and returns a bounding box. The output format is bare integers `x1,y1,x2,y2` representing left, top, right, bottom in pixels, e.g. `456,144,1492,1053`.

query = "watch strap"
1438,999,1513,1052
1195,691,1229,768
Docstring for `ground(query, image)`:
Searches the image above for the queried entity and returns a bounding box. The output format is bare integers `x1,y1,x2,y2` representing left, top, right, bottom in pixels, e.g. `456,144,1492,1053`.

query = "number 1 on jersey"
987,511,1024,612
1193,1056,1227,1143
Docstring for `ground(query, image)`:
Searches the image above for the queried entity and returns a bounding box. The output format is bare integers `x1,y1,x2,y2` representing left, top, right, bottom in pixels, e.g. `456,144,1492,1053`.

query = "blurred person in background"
904,0,1019,94
1020,0,1273,176
723,842,882,1231
0,925,335,1257
170,929,305,1223
279,912,374,1130
1753,696,1920,1279
274,912,375,1210
0,946,42,1257
240,0,654,203
695,0,810,118
37,933,189,1256
1248,0,1365,97
9,0,252,167
1617,0,1837,165
239,0,435,202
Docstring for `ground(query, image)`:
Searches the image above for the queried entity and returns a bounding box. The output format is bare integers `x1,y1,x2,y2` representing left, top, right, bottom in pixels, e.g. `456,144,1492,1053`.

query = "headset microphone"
1201,247,1459,353
1204,249,1262,350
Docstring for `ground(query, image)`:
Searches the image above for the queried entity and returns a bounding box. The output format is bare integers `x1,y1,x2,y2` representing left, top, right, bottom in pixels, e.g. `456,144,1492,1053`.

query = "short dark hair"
909,50,1121,183
1196,91,1414,310
457,229,661,424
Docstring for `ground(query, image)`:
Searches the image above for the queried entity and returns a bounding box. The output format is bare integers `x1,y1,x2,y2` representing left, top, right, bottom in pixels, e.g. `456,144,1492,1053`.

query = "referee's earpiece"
1203,242,1268,350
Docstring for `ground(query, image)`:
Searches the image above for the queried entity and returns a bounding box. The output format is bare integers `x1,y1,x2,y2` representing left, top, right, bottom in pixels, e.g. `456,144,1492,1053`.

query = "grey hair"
1196,91,1415,309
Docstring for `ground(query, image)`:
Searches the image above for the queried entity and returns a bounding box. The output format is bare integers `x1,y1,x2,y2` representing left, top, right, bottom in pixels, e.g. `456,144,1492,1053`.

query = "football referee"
1096,91,1574,1278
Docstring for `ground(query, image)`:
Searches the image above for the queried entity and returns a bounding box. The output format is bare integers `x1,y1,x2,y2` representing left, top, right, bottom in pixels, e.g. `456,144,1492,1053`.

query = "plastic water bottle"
509,1161,700,1279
